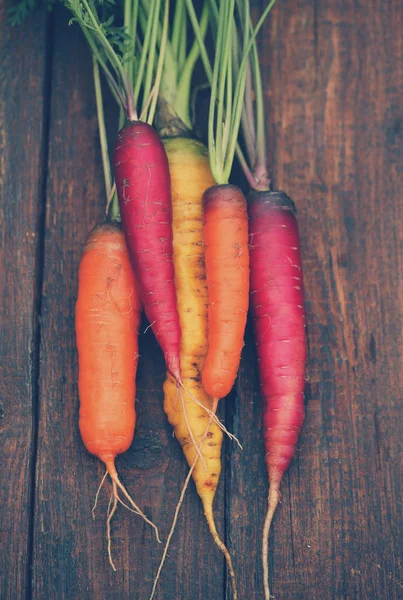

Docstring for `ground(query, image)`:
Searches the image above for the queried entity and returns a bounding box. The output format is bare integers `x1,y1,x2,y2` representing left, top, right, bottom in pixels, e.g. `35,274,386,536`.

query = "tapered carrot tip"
262,486,281,600
204,502,238,600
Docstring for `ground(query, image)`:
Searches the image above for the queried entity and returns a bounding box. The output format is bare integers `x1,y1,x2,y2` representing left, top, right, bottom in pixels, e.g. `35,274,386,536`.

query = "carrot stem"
79,26,122,107
185,1,252,172
185,0,213,82
241,59,257,165
175,2,209,127
81,0,137,120
93,58,113,205
123,0,135,88
133,1,154,106
142,0,162,112
171,0,185,62
250,30,266,172
235,144,258,189
147,0,169,125
224,0,278,183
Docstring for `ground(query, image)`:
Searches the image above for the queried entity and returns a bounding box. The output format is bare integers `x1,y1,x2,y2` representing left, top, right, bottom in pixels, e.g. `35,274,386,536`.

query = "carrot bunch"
62,0,307,597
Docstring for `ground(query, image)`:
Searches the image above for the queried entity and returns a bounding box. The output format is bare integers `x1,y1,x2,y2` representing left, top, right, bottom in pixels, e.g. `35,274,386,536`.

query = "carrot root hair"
204,504,237,600
181,384,242,448
262,485,281,600
106,480,119,571
92,469,108,519
116,494,142,516
105,460,161,543
149,459,196,600
93,466,158,571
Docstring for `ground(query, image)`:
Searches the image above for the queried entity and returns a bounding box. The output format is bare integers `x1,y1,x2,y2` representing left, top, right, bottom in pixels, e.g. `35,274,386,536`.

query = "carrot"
202,184,249,399
113,121,181,383
249,191,306,598
75,223,160,569
162,138,224,519
158,136,237,598
211,1,307,593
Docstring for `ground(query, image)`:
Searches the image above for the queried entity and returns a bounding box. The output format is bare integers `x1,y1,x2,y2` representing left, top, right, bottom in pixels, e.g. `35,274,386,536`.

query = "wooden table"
1,1,402,598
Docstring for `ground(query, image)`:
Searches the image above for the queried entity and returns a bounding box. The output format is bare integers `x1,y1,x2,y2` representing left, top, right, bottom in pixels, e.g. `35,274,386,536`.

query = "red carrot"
249,190,306,599
113,121,181,383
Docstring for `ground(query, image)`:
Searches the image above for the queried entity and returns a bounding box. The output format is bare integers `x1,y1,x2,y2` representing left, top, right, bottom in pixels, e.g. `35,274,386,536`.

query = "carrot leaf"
8,0,55,26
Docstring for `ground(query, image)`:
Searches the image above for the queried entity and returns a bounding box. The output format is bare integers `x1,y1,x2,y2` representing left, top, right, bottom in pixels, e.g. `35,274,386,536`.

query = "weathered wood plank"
32,7,225,599
0,4,50,598
227,0,403,598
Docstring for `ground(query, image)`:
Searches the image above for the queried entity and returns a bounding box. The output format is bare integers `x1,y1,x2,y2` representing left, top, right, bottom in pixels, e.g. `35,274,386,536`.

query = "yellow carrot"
157,137,237,598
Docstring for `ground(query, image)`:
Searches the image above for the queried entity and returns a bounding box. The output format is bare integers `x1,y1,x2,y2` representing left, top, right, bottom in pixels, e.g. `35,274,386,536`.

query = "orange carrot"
202,184,250,399
75,223,160,569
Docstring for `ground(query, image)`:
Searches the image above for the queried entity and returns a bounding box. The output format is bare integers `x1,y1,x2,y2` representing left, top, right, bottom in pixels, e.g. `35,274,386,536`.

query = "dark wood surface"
0,5,50,599
1,1,402,599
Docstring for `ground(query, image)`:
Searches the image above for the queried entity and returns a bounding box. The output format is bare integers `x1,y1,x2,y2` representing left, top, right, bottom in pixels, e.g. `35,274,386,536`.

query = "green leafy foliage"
67,3,131,61
100,16,132,61
8,0,56,26
7,0,114,27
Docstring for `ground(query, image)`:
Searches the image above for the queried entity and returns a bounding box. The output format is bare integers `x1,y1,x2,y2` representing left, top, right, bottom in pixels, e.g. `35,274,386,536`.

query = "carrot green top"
65,0,169,125
63,0,171,219
239,11,272,192
137,0,209,136
186,0,277,186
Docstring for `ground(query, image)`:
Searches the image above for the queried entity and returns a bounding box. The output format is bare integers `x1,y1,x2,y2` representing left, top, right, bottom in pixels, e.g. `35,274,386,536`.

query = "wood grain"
0,4,50,599
1,0,401,598
31,7,225,600
227,0,403,599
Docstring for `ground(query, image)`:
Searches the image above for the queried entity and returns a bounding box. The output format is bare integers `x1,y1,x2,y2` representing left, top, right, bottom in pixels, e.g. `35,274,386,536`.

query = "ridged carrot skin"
202,184,250,399
249,190,306,487
162,139,238,595
249,190,306,599
113,121,181,382
162,138,222,495
76,223,141,467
